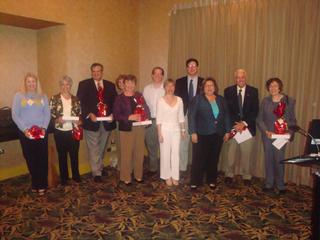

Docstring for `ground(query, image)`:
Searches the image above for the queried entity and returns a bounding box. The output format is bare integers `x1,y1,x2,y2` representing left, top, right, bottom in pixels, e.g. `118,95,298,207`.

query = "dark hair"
115,74,126,90
124,74,137,84
265,77,283,92
90,63,104,71
185,58,199,67
151,66,165,76
202,77,219,94
163,78,175,88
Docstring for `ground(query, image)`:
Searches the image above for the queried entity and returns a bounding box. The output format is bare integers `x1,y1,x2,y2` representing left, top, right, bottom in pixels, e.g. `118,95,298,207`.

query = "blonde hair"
21,72,43,94
163,78,175,88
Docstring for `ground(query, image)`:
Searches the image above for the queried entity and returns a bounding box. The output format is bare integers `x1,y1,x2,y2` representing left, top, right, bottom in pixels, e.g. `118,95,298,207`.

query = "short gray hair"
234,69,247,78
59,75,73,86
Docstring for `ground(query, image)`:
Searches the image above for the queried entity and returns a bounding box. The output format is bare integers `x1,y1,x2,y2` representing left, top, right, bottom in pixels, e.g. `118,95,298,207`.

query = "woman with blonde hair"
156,79,185,186
12,73,50,195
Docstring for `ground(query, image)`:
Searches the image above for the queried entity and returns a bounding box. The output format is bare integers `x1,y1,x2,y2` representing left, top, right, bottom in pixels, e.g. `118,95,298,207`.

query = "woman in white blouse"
156,79,185,186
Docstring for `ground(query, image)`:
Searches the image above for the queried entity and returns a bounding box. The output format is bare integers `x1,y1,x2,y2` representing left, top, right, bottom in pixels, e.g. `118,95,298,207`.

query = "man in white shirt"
143,67,165,173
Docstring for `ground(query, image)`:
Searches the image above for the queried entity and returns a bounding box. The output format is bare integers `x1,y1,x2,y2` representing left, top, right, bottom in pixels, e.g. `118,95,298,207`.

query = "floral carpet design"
0,167,312,239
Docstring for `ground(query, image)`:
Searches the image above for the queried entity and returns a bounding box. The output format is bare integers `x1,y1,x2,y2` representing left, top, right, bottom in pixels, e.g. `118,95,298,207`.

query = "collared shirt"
237,85,246,105
143,82,165,118
94,80,103,90
187,75,199,98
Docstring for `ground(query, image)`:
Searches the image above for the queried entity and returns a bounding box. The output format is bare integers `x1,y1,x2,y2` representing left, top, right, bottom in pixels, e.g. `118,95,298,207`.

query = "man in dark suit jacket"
224,69,259,186
77,63,117,182
174,58,204,172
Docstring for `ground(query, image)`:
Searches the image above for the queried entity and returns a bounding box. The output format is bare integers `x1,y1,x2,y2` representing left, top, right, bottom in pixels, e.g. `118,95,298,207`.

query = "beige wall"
37,25,67,97
0,0,139,91
138,0,192,89
0,24,38,106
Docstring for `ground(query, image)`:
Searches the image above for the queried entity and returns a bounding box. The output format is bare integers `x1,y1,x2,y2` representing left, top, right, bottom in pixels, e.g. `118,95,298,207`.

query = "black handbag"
0,107,14,128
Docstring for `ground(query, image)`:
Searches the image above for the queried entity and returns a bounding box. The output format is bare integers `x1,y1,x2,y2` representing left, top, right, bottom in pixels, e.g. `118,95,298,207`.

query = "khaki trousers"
224,137,255,180
119,126,145,182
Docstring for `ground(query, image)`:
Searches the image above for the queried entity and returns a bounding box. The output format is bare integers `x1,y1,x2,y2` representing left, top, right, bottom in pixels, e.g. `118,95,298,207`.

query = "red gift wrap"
72,125,83,141
28,125,45,140
133,96,147,121
273,102,288,134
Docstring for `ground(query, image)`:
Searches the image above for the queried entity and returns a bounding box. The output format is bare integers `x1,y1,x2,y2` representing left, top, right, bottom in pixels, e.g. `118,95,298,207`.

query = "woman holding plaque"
156,79,185,186
113,74,150,185
12,73,51,195
257,78,296,194
50,75,82,185
188,77,231,189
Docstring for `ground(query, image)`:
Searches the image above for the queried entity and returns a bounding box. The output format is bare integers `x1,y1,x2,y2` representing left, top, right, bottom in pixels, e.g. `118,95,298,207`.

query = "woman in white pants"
157,79,185,186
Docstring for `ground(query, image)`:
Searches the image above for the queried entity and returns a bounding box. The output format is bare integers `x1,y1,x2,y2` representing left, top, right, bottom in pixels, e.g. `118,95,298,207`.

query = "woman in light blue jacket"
12,73,50,195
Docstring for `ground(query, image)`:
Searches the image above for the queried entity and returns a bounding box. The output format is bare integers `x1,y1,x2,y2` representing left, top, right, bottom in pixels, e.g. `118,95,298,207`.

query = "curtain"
168,0,320,186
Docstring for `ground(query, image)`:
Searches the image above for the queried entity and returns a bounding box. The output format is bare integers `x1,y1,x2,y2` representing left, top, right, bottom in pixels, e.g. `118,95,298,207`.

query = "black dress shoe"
101,169,108,176
61,180,68,186
73,177,81,183
94,176,102,183
224,177,233,185
209,183,216,189
262,187,273,193
190,185,197,190
278,189,287,195
243,179,251,186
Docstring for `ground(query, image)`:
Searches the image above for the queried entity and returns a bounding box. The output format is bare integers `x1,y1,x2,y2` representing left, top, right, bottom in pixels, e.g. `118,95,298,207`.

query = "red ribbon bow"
28,125,44,140
273,102,286,118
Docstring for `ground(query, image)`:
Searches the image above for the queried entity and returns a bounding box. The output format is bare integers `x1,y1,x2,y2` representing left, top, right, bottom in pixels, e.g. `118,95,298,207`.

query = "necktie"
97,82,103,91
188,79,194,102
238,88,243,119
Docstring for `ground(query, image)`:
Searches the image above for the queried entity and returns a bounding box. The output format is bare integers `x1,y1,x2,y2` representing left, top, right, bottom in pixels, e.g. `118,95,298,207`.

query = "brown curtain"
168,0,320,186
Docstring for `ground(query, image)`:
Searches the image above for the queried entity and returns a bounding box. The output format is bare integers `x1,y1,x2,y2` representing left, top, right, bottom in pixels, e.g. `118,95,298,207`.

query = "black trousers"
190,133,223,186
18,131,48,190
54,129,80,183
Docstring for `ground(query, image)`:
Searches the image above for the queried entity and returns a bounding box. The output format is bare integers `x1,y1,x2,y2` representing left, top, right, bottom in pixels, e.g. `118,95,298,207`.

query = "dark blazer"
174,76,204,115
224,84,259,136
113,92,150,132
76,78,117,131
188,94,231,136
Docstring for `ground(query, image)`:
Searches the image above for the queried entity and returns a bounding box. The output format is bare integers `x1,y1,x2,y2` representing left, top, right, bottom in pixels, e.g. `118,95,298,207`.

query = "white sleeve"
178,98,185,123
156,99,163,125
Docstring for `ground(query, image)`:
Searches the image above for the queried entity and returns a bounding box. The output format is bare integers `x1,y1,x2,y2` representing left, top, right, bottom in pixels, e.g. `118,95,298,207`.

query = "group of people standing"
11,59,296,196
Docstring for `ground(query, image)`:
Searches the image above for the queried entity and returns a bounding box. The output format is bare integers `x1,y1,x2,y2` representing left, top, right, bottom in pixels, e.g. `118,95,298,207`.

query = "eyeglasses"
187,64,197,68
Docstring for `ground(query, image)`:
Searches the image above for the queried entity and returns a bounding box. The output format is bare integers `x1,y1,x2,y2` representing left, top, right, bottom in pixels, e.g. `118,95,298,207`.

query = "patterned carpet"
0,167,312,239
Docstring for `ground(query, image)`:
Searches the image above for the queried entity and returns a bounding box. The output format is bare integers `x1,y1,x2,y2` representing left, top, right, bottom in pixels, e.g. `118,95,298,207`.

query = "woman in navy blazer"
188,77,231,189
